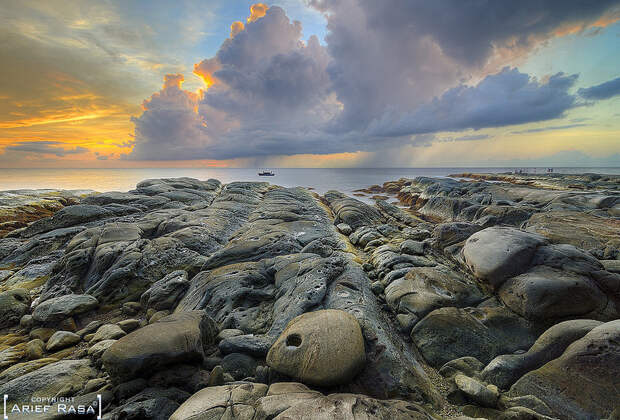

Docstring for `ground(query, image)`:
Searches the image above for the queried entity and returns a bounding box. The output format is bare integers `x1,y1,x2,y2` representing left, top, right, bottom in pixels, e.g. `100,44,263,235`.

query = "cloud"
578,76,620,100
127,1,620,161
511,123,588,134
5,141,89,157
367,68,579,137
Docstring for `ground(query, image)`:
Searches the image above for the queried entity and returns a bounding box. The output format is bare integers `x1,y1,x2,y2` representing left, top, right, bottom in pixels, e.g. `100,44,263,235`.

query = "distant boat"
258,169,275,176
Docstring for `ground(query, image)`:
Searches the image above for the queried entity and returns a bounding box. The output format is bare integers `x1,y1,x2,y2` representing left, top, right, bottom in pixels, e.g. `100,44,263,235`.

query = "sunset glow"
0,1,618,168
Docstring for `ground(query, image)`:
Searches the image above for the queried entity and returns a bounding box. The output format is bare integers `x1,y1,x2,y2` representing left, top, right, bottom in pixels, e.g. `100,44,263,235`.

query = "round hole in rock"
286,333,302,348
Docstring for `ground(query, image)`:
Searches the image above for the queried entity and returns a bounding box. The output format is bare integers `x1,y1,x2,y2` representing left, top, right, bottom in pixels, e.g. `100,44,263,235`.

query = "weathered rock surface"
266,309,365,387
1,173,618,419
510,320,620,419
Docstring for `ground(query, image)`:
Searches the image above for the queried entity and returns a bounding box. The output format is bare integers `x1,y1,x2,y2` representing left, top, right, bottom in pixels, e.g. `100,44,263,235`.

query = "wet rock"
266,309,365,387
32,294,98,323
0,289,30,329
510,320,620,419
140,270,189,311
463,227,547,289
45,331,80,352
102,311,217,382
324,191,384,229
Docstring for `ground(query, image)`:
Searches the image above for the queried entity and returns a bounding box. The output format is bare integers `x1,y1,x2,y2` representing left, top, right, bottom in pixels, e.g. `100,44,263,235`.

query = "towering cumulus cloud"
127,1,620,160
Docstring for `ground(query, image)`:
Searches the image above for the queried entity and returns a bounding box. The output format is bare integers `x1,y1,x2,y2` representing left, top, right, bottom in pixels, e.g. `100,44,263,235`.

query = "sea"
0,167,618,196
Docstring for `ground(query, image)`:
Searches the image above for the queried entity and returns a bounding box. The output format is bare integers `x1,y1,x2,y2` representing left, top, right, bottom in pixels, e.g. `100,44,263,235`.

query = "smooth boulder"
266,309,365,387
102,310,217,382
463,227,546,289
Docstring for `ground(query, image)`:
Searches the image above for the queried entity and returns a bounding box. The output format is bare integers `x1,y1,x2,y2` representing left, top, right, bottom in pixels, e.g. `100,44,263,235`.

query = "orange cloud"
193,58,221,89
554,12,620,36
247,3,268,23
230,21,245,38
163,73,185,89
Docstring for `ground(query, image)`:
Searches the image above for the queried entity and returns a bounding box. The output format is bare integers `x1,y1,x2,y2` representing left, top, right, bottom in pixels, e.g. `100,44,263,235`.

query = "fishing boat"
258,169,275,176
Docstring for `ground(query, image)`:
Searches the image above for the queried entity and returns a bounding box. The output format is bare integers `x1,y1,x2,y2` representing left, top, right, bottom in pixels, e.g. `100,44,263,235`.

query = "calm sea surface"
0,167,618,196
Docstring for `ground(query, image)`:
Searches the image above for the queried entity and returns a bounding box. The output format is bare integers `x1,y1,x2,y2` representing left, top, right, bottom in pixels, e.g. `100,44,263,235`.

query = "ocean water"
0,167,618,196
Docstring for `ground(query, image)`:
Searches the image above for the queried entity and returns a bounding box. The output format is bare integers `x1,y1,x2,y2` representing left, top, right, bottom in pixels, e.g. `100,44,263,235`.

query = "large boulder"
482,319,602,389
463,227,547,289
0,289,30,329
498,266,607,321
266,309,365,387
510,320,620,419
102,311,217,382
32,294,98,323
411,306,539,367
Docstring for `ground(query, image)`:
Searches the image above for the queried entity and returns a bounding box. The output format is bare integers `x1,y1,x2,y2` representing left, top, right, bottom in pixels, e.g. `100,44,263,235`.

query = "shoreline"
0,172,618,418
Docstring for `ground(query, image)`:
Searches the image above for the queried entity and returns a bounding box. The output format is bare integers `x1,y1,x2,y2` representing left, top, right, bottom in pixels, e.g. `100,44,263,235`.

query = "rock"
266,309,365,387
122,301,142,316
32,294,98,323
509,320,620,419
385,265,484,320
148,309,170,324
454,374,499,408
0,289,30,329
88,339,117,361
400,239,425,255
45,331,80,352
499,265,607,321
148,364,210,393
117,318,140,333
255,386,435,420
29,327,56,342
0,358,59,383
19,314,35,329
208,365,224,387
463,227,547,289
216,328,244,342
140,270,189,311
439,357,485,380
221,353,258,380
25,339,45,360
323,191,384,229
433,222,483,248
412,306,539,367
21,204,112,238
91,324,126,343
102,311,217,382
219,334,272,357
0,359,96,403
482,319,602,390
84,377,108,393
336,223,352,235
525,210,620,251
170,383,268,420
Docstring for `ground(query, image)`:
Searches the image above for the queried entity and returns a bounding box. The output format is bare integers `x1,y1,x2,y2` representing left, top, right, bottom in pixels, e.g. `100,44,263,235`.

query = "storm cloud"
578,76,620,100
127,1,620,160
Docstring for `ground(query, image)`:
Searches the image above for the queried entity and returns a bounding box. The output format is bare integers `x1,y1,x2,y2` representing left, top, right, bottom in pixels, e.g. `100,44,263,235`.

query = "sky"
0,0,619,168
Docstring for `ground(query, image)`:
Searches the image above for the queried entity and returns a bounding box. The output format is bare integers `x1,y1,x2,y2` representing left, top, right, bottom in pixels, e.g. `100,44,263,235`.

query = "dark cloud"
5,141,88,157
127,1,620,161
367,68,579,137
578,76,620,100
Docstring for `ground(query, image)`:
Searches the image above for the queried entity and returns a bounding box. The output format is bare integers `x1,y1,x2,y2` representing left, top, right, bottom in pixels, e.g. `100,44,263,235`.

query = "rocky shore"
0,173,618,419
